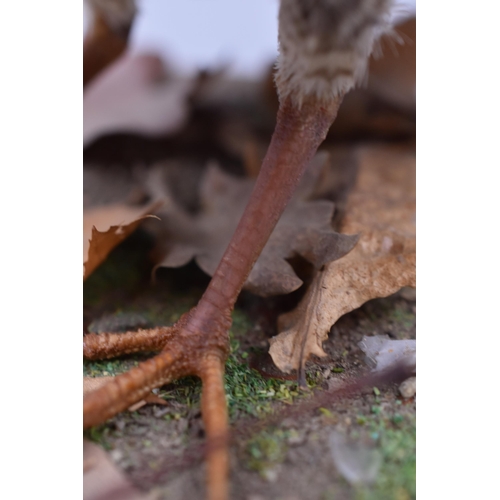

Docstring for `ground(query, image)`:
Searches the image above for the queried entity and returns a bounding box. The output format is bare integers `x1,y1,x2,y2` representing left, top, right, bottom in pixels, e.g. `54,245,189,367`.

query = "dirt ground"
84,231,416,500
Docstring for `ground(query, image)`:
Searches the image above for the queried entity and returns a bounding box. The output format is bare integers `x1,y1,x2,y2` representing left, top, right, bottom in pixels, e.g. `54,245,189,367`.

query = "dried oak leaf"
83,439,152,500
83,202,161,280
83,377,168,411
269,145,416,373
152,153,358,297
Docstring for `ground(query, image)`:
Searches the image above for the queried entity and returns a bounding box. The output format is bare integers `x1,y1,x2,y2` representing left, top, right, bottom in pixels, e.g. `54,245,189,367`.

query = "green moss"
355,414,416,500
157,376,201,415
225,338,299,419
133,289,200,327
146,308,304,420
83,358,141,377
246,428,289,474
155,310,302,420
84,308,303,427
388,308,416,330
363,296,415,335
321,406,415,500
319,407,334,419
225,307,324,417
84,424,113,450
230,309,254,339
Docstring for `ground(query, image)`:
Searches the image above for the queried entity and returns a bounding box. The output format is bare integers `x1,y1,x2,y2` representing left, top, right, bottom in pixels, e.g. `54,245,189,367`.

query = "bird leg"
84,94,343,498
84,1,395,498
83,326,177,359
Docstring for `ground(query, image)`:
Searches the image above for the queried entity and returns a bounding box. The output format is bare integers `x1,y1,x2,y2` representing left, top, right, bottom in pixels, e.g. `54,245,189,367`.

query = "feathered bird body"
276,0,394,105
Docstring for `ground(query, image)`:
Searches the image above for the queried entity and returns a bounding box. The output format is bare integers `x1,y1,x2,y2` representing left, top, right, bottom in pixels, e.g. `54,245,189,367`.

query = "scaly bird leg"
83,94,343,497
83,325,177,359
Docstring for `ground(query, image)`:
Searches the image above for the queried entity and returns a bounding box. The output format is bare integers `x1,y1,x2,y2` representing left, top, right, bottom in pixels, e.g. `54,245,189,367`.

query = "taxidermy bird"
83,1,401,499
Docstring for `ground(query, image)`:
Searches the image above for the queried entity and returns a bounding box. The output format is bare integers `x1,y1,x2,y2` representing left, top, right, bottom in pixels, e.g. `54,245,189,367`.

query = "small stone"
399,377,416,398
359,335,416,372
261,467,279,483
110,449,123,462
153,407,170,418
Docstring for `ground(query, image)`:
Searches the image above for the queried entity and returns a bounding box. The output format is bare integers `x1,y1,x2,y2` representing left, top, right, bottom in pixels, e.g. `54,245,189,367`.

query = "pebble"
153,407,170,418
110,449,123,462
261,467,279,483
399,377,416,398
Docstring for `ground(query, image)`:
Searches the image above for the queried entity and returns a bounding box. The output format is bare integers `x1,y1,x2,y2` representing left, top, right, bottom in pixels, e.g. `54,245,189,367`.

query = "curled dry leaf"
150,153,358,297
83,202,161,280
83,377,168,411
269,145,416,373
83,439,152,500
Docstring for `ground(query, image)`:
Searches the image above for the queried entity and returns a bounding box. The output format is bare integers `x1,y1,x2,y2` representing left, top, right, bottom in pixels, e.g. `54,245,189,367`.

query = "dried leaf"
83,163,149,209
84,53,191,146
269,146,415,373
83,439,152,500
83,202,161,280
151,153,358,297
83,377,168,411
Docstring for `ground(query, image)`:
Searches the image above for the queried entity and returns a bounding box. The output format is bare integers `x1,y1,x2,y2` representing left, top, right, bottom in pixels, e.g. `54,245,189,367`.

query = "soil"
84,232,416,500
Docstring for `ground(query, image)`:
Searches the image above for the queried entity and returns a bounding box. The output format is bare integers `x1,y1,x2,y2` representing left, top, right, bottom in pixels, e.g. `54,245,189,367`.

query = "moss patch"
359,414,416,500
246,428,290,475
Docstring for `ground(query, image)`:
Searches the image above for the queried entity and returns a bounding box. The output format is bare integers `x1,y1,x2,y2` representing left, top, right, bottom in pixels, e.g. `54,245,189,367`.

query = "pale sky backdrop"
84,0,416,79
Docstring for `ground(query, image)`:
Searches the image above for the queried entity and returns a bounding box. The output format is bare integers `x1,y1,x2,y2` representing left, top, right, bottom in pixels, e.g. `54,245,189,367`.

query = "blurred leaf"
83,202,161,280
269,145,415,373
150,153,358,297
